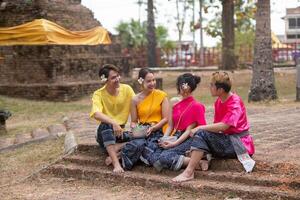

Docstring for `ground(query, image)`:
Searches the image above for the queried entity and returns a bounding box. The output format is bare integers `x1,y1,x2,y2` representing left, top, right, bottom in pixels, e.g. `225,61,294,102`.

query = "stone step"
46,163,300,200
75,143,300,175
62,154,300,190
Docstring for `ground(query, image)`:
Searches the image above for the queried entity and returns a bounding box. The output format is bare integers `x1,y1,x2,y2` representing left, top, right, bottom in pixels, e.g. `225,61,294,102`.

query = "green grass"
162,70,297,106
0,95,91,138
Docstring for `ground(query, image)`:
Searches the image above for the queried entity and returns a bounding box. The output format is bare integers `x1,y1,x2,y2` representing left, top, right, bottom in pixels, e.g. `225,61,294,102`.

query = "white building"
282,7,300,43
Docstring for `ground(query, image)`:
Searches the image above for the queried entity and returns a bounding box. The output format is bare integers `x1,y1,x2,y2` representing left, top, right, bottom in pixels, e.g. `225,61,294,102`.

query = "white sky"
82,0,300,47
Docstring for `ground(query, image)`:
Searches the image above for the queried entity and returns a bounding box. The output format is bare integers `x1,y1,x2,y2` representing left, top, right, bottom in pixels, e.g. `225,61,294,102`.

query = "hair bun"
193,75,201,85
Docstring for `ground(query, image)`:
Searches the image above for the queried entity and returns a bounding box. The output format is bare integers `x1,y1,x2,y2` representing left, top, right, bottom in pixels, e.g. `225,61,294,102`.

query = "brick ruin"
0,0,133,101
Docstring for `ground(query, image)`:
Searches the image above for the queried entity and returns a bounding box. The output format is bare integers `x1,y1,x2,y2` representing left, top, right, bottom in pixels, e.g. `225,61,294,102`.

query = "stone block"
31,128,50,139
47,124,67,136
0,137,15,149
14,133,32,144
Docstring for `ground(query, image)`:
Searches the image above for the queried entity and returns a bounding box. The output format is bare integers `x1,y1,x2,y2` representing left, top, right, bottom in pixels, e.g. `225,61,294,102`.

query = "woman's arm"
148,97,169,133
160,123,196,149
191,122,230,136
163,97,176,136
130,97,138,128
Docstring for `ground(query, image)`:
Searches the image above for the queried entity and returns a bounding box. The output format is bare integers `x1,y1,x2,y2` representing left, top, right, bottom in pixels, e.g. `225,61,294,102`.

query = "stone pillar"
297,58,300,101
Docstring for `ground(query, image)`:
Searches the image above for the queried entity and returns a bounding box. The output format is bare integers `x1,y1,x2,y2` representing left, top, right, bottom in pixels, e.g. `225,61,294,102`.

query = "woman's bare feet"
105,156,113,166
199,160,209,171
172,171,194,182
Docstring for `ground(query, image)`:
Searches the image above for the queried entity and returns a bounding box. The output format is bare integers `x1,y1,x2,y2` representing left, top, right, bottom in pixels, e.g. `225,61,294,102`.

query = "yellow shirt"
137,89,167,124
90,84,135,125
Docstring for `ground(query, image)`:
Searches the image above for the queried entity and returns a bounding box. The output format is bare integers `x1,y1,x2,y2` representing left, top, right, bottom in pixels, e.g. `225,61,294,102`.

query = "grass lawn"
0,68,297,138
160,69,296,105
0,95,91,138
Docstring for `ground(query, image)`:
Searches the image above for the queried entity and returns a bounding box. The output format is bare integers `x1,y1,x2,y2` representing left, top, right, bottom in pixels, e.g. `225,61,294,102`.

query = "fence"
127,42,300,68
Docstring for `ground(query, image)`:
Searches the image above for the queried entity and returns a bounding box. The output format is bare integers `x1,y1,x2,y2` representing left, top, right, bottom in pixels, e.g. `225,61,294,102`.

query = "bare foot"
112,165,124,174
172,171,194,183
199,160,209,171
105,156,112,166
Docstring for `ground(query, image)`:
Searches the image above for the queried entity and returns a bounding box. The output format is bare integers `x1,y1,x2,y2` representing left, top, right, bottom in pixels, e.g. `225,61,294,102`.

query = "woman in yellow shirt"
121,68,169,170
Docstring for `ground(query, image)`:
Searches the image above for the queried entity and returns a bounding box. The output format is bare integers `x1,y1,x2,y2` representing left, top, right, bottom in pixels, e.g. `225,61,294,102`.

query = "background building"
282,6,300,43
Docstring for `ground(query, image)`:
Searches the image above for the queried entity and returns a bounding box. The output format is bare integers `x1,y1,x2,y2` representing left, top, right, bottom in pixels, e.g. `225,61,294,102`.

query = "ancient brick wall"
0,0,136,101
0,44,131,85
0,0,100,30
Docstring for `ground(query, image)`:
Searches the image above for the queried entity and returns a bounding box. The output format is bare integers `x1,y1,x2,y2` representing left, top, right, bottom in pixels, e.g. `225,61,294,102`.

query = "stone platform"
44,106,300,199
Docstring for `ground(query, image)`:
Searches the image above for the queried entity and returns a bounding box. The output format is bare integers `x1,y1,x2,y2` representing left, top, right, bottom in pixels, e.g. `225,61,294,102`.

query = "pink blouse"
172,96,206,131
214,93,254,155
214,93,249,134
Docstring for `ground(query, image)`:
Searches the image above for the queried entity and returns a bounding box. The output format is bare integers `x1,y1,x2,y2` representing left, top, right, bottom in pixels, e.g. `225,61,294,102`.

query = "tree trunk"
248,0,277,101
221,0,237,70
147,0,157,67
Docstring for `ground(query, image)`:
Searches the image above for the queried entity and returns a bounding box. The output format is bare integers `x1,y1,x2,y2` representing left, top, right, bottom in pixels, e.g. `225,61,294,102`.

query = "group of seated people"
90,64,255,183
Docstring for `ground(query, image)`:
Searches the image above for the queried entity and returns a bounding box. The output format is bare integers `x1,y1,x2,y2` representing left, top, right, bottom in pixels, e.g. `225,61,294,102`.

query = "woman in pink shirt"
153,73,207,172
173,71,255,182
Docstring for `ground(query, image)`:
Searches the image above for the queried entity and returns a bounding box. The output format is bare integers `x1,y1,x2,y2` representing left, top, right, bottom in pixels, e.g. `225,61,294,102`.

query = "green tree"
115,20,173,50
202,0,256,69
115,20,146,49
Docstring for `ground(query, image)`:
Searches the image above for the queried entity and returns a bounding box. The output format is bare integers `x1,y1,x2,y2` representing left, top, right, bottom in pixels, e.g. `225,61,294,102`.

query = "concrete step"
46,162,300,200
62,154,300,190
75,143,300,175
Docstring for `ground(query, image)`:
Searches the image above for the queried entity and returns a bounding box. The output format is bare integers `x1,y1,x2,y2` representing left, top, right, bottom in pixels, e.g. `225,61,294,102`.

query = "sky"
81,0,300,47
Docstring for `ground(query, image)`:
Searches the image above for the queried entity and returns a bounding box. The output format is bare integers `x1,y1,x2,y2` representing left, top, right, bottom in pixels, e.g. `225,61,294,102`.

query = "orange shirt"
137,89,167,124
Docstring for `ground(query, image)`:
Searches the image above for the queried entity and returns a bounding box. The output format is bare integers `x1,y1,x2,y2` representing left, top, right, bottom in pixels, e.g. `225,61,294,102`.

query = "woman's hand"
189,127,199,137
146,126,155,136
130,122,137,129
159,141,176,149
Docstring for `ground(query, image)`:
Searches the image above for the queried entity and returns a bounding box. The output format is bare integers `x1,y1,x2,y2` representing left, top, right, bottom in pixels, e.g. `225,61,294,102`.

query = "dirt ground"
0,138,221,200
1,176,221,200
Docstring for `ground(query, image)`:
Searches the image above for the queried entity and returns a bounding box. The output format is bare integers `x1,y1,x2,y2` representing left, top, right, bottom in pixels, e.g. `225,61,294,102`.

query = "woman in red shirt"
173,71,255,182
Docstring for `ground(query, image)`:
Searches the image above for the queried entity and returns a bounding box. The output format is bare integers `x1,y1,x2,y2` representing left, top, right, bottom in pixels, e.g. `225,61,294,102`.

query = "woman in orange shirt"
121,68,169,170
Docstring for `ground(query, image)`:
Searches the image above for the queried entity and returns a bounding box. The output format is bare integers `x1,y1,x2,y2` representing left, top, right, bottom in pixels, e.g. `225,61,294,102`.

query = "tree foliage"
115,19,174,50
203,0,256,39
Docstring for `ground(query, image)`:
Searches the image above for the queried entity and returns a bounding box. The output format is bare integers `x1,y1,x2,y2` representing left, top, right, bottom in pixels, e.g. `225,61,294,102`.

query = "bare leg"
172,150,204,182
105,152,120,166
181,154,211,171
105,142,127,166
114,142,127,152
182,157,190,168
106,144,124,174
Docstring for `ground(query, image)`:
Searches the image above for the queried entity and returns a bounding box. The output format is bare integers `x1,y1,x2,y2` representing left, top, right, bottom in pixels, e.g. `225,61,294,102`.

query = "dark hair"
176,73,201,93
98,64,120,78
215,82,231,93
138,68,154,79
211,71,231,93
